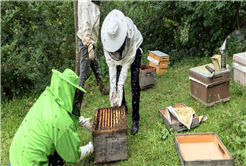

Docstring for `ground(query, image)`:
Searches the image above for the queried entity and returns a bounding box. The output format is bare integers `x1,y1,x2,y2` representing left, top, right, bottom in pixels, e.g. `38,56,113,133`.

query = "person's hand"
88,44,95,61
77,142,94,162
79,116,92,132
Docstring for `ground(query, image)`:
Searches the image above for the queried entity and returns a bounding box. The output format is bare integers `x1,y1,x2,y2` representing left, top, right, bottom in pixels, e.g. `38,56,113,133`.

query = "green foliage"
161,127,173,140
220,82,246,165
97,1,245,63
227,34,246,58
1,1,75,100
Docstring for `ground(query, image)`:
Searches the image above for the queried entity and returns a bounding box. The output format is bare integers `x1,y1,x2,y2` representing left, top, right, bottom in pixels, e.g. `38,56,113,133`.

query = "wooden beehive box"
149,50,170,76
159,103,199,131
189,64,231,107
233,52,246,86
139,65,156,90
92,106,127,163
174,133,234,166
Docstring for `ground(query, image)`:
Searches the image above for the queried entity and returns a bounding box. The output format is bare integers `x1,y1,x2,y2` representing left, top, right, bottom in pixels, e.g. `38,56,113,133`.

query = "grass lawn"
1,56,246,166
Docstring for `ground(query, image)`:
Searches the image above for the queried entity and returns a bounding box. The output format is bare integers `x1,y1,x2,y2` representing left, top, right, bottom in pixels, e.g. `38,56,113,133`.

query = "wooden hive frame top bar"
92,106,127,134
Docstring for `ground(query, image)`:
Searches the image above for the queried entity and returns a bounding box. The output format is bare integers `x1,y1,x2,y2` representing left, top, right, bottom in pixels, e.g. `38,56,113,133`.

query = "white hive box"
233,52,246,86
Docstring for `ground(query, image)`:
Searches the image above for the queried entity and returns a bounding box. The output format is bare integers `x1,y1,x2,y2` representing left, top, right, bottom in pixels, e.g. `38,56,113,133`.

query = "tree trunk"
74,1,80,75
103,0,106,17
236,2,241,36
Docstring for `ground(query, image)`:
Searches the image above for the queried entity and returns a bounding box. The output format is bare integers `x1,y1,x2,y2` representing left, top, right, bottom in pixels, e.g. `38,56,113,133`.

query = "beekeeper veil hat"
101,9,127,52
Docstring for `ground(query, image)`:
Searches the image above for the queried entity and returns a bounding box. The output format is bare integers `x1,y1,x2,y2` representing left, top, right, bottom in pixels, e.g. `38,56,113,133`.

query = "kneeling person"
9,69,94,166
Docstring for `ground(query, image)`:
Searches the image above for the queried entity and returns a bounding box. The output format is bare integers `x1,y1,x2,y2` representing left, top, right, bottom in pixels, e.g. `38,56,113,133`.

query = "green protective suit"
10,69,86,166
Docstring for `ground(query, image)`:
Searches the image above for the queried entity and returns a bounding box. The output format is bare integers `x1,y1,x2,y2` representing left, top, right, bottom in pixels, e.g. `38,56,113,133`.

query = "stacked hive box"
233,52,246,87
189,64,231,107
148,50,170,75
92,106,127,163
139,65,156,90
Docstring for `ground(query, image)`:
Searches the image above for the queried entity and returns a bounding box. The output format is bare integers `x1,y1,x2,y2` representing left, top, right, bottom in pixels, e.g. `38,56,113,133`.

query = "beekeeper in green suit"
9,69,94,166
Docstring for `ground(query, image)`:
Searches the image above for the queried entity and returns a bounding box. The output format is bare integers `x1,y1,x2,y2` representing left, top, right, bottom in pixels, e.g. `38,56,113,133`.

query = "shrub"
1,1,75,100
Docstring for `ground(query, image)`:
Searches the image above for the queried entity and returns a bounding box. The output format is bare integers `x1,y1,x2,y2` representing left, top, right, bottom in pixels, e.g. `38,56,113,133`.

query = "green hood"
48,69,85,114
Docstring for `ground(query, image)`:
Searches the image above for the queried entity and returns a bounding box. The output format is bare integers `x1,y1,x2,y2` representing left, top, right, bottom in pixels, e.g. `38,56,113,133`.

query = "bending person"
101,9,143,135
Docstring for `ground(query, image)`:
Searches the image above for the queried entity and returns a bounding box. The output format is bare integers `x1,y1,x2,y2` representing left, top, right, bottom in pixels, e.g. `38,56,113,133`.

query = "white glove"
88,44,95,61
79,116,92,132
77,142,94,162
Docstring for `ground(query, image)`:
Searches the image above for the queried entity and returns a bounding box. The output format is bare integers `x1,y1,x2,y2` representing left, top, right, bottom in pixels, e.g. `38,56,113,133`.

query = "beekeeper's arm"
104,49,118,106
104,48,134,107
116,48,134,106
77,0,94,61
55,124,93,163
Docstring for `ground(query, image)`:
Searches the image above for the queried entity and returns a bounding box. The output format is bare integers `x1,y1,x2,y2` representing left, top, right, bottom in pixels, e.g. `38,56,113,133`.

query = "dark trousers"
78,38,102,87
48,150,65,166
8,151,65,166
116,48,142,122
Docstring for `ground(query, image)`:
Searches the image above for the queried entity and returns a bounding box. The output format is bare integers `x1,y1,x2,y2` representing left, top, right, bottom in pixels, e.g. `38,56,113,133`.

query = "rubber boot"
97,77,110,96
131,121,139,135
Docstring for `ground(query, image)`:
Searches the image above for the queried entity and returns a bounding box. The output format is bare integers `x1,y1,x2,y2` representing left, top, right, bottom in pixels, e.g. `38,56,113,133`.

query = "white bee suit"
103,17,143,106
77,0,100,48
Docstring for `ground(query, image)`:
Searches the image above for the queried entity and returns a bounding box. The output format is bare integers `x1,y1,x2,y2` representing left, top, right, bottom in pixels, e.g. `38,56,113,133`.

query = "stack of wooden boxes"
189,64,231,107
148,50,170,76
233,52,246,87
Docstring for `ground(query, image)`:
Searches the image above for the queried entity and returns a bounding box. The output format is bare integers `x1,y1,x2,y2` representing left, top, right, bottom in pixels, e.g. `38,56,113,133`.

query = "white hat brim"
101,9,127,52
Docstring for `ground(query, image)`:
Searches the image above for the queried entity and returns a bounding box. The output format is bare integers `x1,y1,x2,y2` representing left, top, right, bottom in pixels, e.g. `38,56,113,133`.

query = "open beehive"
92,106,127,163
174,133,233,166
159,103,199,131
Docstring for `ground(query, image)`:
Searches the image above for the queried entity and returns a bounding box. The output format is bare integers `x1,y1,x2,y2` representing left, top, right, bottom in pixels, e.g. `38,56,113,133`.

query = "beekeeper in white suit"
101,9,143,135
74,0,109,108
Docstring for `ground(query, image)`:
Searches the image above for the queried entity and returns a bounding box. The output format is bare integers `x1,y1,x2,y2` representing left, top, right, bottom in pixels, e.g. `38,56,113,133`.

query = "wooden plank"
108,109,110,129
176,134,215,143
99,109,102,130
110,108,112,128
